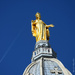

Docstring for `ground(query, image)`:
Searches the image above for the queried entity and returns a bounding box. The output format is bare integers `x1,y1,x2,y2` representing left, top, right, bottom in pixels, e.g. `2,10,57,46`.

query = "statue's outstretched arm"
46,24,54,29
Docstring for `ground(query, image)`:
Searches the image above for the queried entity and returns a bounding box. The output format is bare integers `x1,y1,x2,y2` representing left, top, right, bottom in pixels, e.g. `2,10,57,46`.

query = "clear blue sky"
0,0,75,75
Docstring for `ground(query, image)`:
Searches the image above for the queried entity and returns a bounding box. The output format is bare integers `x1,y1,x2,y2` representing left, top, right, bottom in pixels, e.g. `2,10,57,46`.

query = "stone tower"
23,13,72,75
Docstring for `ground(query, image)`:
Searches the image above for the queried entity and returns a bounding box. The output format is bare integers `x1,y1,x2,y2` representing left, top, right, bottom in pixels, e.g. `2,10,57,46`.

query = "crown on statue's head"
35,12,41,19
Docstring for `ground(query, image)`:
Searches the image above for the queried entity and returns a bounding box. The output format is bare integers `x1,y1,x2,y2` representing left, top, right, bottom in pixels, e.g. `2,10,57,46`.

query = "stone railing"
32,47,57,61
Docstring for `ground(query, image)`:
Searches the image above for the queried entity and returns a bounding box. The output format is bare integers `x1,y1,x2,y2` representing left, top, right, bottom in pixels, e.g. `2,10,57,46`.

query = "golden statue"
31,12,54,42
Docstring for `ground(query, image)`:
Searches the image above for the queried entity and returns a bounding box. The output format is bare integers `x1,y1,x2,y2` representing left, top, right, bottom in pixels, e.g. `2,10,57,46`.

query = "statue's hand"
50,24,54,27
31,20,36,26
46,24,54,29
31,20,34,23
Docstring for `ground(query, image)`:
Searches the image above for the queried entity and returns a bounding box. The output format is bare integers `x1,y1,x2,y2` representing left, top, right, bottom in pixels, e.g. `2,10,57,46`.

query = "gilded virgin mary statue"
31,12,54,42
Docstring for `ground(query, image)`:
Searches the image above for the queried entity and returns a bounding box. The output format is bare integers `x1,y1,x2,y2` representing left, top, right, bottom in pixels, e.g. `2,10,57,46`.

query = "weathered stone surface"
23,58,72,75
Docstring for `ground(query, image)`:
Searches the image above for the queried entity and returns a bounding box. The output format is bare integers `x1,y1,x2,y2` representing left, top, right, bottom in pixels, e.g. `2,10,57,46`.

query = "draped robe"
32,19,50,42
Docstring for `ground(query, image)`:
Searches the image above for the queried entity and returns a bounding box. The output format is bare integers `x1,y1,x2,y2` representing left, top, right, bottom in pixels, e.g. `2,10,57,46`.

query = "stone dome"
23,58,72,75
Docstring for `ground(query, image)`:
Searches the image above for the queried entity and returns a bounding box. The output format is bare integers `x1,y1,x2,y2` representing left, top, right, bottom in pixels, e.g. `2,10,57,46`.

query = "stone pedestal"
31,40,57,62
35,40,50,49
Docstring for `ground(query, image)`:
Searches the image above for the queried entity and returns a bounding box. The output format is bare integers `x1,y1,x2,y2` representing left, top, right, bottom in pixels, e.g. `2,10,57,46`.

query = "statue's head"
35,12,41,19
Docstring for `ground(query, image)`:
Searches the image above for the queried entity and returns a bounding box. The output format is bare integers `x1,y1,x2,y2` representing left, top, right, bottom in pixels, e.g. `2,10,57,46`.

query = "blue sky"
0,0,75,75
